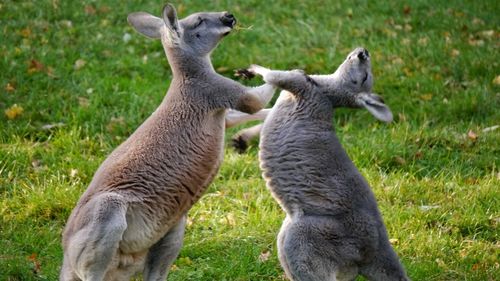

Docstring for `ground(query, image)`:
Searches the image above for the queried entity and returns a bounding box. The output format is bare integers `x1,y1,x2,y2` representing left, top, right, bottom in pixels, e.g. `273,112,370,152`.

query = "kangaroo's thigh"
280,217,341,281
62,193,128,281
143,214,187,281
277,216,294,280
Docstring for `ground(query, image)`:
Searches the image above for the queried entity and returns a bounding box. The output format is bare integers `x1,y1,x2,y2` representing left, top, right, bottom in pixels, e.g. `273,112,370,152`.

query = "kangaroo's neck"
165,49,215,78
293,93,334,125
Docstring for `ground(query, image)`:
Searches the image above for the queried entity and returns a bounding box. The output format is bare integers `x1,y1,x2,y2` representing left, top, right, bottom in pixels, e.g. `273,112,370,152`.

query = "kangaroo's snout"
357,48,370,61
221,12,236,28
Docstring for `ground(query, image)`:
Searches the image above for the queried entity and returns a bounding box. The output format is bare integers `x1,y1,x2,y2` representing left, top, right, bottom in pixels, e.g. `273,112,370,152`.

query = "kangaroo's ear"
356,93,393,123
162,3,181,44
127,12,164,39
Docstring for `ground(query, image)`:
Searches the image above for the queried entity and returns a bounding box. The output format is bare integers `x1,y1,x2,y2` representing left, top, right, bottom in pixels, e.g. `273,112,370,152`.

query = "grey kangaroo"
60,4,275,281
246,48,409,280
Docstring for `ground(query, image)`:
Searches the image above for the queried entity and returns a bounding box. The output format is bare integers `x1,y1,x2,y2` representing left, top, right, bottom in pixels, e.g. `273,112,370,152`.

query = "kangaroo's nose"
221,12,236,27
357,48,370,61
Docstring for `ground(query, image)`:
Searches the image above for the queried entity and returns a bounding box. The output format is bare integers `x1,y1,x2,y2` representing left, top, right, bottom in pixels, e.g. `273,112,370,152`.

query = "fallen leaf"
123,33,132,43
78,97,90,107
419,205,440,211
403,67,413,77
170,264,179,271
393,156,406,165
100,19,110,27
5,82,15,92
106,116,125,132
383,28,397,38
20,27,31,38
443,32,452,44
177,257,192,266
414,151,423,159
398,112,407,122
418,37,429,46
27,253,41,274
84,5,96,15
216,66,229,72
41,122,65,130
468,38,484,46
491,217,500,227
420,93,433,101
391,56,404,65
60,20,73,28
70,168,78,177
479,30,495,38
31,159,42,168
346,8,353,19
436,258,446,268
219,213,236,226
451,49,460,57
403,5,411,15
28,59,44,73
5,104,24,119
98,5,111,14
467,130,478,141
459,248,468,258
482,125,499,133
389,238,399,245
472,18,485,25
74,59,86,70
258,250,271,262
43,68,55,79
472,263,480,270
493,75,500,85
465,177,479,185
101,50,112,58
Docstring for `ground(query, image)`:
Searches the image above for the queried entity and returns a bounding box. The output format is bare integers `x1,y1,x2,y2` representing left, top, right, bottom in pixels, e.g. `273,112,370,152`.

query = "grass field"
1,0,499,280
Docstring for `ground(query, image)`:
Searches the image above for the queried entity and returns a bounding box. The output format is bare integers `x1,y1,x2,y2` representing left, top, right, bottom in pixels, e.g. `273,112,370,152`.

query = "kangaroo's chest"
119,110,226,253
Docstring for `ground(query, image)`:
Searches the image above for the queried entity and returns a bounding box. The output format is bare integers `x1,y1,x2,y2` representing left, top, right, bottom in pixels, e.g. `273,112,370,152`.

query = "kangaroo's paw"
234,68,256,80
231,134,249,153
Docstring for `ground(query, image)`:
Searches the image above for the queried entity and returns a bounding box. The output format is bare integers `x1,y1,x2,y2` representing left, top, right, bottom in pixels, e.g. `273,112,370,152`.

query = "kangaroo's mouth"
220,13,237,28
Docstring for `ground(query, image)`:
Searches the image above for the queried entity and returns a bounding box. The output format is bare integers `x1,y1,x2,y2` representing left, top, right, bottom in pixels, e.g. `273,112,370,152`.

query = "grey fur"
249,48,408,281
60,4,275,281
225,48,393,152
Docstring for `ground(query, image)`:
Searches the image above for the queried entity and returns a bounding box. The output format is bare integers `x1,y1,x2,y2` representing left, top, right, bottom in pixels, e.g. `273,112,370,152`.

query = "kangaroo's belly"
117,114,226,253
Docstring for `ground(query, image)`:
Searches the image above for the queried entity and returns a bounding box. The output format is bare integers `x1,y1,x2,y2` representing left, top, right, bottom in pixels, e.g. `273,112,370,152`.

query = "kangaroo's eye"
194,17,204,28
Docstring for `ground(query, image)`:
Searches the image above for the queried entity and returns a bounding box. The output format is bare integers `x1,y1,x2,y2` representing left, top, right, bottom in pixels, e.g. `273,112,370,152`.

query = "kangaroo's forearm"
234,84,275,114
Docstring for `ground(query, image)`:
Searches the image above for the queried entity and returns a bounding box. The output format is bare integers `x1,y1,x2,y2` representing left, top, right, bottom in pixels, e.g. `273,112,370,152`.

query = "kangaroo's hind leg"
359,240,409,281
277,216,294,280
278,216,344,281
61,193,128,281
143,215,187,281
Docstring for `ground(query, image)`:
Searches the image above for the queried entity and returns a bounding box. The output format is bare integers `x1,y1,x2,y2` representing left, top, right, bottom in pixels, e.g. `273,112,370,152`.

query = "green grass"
1,0,499,280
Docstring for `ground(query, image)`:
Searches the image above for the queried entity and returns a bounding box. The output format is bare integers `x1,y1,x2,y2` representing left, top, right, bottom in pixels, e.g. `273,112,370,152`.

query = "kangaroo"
246,48,409,280
60,4,275,281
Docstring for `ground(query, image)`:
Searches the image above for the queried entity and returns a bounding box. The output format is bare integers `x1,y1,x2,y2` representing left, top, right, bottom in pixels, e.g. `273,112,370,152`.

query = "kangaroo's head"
128,3,236,57
333,47,373,93
327,47,392,122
